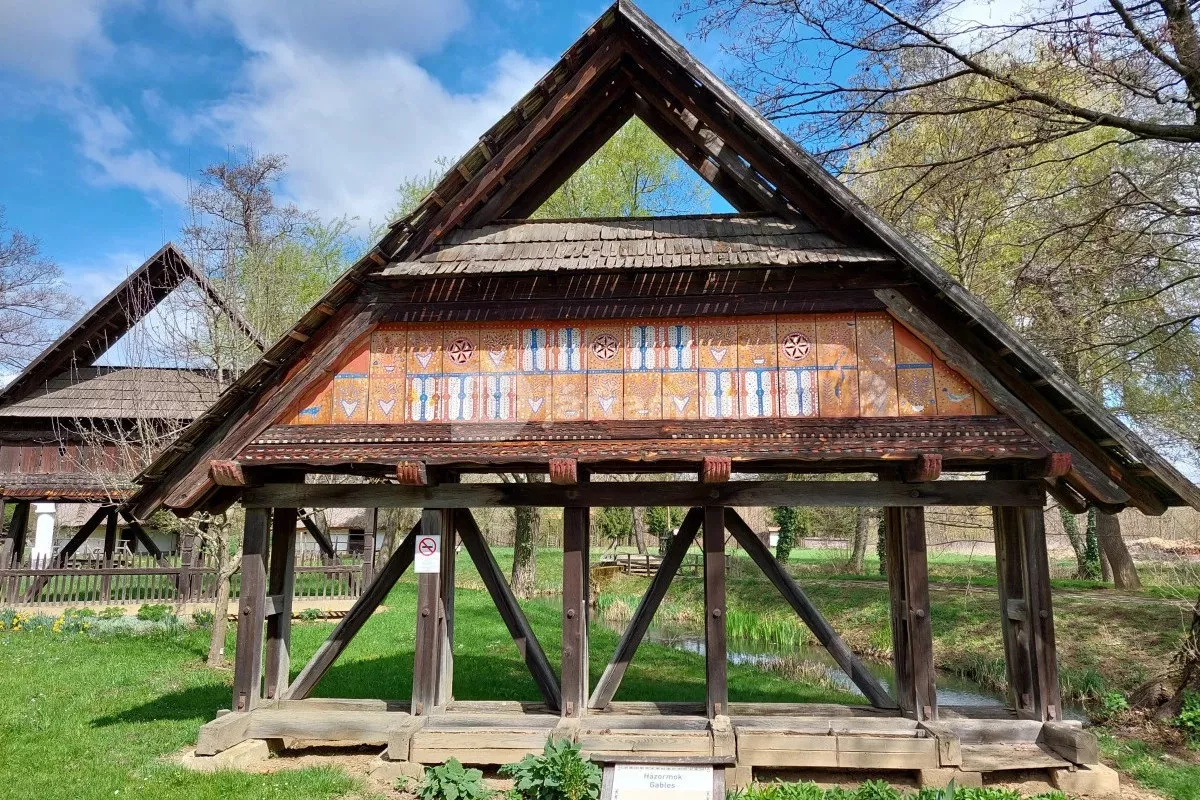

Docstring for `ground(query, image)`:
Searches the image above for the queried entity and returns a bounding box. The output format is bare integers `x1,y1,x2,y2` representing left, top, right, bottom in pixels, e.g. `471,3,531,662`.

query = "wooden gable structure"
139,2,1195,787
0,243,264,566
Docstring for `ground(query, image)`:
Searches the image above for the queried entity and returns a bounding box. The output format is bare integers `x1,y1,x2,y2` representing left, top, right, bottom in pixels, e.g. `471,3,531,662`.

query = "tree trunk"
1097,512,1140,589
207,569,233,667
632,506,649,555
849,509,869,574
1057,506,1091,578
511,475,542,599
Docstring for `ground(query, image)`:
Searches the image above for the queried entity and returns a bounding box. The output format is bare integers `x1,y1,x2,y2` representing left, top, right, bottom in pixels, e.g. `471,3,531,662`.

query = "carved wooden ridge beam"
242,479,1045,509
901,454,942,483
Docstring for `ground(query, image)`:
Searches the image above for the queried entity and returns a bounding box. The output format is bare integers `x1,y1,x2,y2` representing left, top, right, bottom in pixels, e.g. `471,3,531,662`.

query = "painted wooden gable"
282,313,995,427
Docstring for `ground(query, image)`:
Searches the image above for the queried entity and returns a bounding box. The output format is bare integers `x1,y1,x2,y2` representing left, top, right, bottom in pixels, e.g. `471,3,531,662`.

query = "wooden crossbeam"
590,507,702,710
244,479,1044,510
724,508,897,709
456,511,561,710
298,510,337,557
282,522,420,700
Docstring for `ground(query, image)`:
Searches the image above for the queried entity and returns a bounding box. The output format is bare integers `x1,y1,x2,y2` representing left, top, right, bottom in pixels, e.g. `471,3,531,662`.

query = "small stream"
600,617,1032,709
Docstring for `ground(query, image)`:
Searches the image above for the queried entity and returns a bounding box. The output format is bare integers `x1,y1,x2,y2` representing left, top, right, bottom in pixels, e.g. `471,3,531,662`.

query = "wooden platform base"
196,700,1098,784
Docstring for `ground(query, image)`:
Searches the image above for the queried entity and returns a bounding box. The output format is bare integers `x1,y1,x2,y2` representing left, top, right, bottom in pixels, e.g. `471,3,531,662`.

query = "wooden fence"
1,548,373,608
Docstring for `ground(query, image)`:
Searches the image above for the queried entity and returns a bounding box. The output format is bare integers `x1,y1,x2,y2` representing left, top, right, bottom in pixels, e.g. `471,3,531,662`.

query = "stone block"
1050,764,1121,798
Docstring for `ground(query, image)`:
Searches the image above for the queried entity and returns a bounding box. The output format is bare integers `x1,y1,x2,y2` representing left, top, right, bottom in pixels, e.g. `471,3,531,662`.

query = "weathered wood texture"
885,507,937,720
993,497,1062,721
456,511,561,710
413,509,451,714
703,506,727,718
282,522,419,700
242,480,1044,510
724,508,896,709
264,507,297,700
590,507,703,710
563,505,590,717
437,509,457,707
232,507,269,712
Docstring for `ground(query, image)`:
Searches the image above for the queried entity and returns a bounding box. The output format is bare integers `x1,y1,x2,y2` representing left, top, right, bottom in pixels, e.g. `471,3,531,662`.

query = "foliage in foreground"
416,758,491,800
734,780,1066,800
501,739,602,800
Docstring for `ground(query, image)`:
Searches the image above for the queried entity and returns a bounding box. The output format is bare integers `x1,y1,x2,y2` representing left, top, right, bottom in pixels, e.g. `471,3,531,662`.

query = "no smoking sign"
414,534,441,573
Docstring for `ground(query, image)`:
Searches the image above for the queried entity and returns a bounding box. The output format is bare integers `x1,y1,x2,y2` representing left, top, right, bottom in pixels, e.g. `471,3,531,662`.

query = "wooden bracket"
901,454,942,483
700,456,731,484
210,460,248,487
549,458,579,485
395,461,429,486
1024,453,1073,479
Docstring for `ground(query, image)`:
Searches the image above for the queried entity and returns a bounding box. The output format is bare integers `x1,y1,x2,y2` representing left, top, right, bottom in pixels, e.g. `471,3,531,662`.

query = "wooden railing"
0,548,373,608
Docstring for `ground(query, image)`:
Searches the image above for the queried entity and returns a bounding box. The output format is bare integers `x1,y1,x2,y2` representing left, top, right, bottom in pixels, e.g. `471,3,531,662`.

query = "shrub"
1176,690,1200,740
414,758,491,800
137,603,173,622
501,739,601,800
191,609,215,628
297,607,324,622
99,606,125,619
1097,691,1130,720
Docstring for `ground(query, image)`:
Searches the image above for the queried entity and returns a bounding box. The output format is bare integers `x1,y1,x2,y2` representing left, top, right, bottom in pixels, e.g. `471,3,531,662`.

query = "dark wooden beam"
437,508,457,706
885,507,937,720
298,510,336,557
5,501,29,567
703,506,727,718
243,479,1045,510
456,511,561,710
562,503,591,717
232,507,269,712
724,508,897,709
413,509,449,715
590,507,702,710
264,507,298,700
901,455,942,483
283,522,419,700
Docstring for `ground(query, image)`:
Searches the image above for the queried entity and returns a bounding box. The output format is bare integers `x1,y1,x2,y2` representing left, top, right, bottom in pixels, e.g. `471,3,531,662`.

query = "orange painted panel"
624,372,662,419
855,312,899,417
815,313,859,417
587,372,622,420
697,323,736,370
739,369,777,418
663,371,699,420
292,378,332,425
443,327,480,374
586,324,623,371
553,373,587,421
332,377,369,423
517,375,551,421
975,391,996,415
480,326,519,373
893,325,936,416
407,326,442,375
368,378,404,422
737,319,777,369
934,357,977,415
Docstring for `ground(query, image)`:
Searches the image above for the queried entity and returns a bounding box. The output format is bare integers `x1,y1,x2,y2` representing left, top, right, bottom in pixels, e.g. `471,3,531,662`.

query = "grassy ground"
0,583,854,800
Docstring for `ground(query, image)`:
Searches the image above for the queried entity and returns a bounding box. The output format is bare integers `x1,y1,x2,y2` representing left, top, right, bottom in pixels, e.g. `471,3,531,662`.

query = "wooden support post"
179,530,198,603
724,508,896,708
413,509,449,715
284,522,419,700
562,504,590,718
1023,506,1061,720
457,510,561,710
232,507,269,712
264,508,297,701
703,506,727,718
363,509,377,586
4,501,29,603
591,507,703,710
436,509,456,706
100,508,119,603
884,507,937,720
299,510,336,558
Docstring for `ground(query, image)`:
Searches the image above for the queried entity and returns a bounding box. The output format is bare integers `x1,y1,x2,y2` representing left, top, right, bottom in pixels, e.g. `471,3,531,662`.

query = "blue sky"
0,0,731,306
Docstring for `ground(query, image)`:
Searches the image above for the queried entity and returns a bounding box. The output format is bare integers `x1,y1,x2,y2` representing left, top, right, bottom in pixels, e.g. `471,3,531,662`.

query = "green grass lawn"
0,583,854,800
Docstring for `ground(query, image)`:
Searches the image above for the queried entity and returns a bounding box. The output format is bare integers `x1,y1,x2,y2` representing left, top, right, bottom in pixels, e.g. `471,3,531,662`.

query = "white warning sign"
415,534,441,573
610,765,713,800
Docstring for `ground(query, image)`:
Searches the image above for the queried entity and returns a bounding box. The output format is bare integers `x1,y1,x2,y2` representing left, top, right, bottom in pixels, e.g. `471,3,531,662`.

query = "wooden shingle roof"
0,367,223,420
383,215,893,275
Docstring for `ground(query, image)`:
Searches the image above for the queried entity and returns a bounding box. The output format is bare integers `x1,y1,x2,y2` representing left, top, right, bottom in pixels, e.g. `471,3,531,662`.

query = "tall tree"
0,207,79,370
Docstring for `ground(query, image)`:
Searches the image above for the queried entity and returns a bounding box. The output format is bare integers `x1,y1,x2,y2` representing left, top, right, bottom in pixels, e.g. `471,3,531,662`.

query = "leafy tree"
0,207,79,369
771,506,801,564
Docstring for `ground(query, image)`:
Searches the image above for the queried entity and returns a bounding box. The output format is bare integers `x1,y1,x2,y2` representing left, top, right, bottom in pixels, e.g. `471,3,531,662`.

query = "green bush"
1097,690,1130,720
191,609,215,628
297,607,323,622
99,606,125,619
415,758,491,800
1176,690,1200,740
501,739,601,800
137,604,173,622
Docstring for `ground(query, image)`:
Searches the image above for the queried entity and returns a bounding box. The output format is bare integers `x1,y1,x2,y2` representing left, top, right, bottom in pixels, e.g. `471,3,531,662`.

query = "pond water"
599,617,1018,709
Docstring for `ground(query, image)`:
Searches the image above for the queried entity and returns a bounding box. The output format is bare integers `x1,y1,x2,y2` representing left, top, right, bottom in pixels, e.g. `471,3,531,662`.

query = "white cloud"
68,100,190,205
199,37,549,227
0,0,123,82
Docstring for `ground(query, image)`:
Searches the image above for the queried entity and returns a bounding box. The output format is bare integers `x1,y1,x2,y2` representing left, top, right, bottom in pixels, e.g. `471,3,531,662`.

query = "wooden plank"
413,509,449,715
918,723,963,767
437,508,456,707
6,501,29,568
414,730,553,750
195,711,254,756
243,480,1045,510
387,716,426,761
563,504,590,717
457,511,561,710
245,709,403,744
960,743,1069,771
264,508,297,700
298,510,336,558
837,749,937,769
282,522,420,700
740,749,838,768
411,747,545,765
590,508,702,709
1022,506,1062,721
232,508,269,712
724,509,896,709
1041,722,1098,764
886,507,937,721
703,506,727,718
736,733,837,751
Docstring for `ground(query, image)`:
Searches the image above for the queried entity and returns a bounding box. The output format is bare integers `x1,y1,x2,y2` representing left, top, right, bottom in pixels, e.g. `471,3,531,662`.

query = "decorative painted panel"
284,314,998,427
